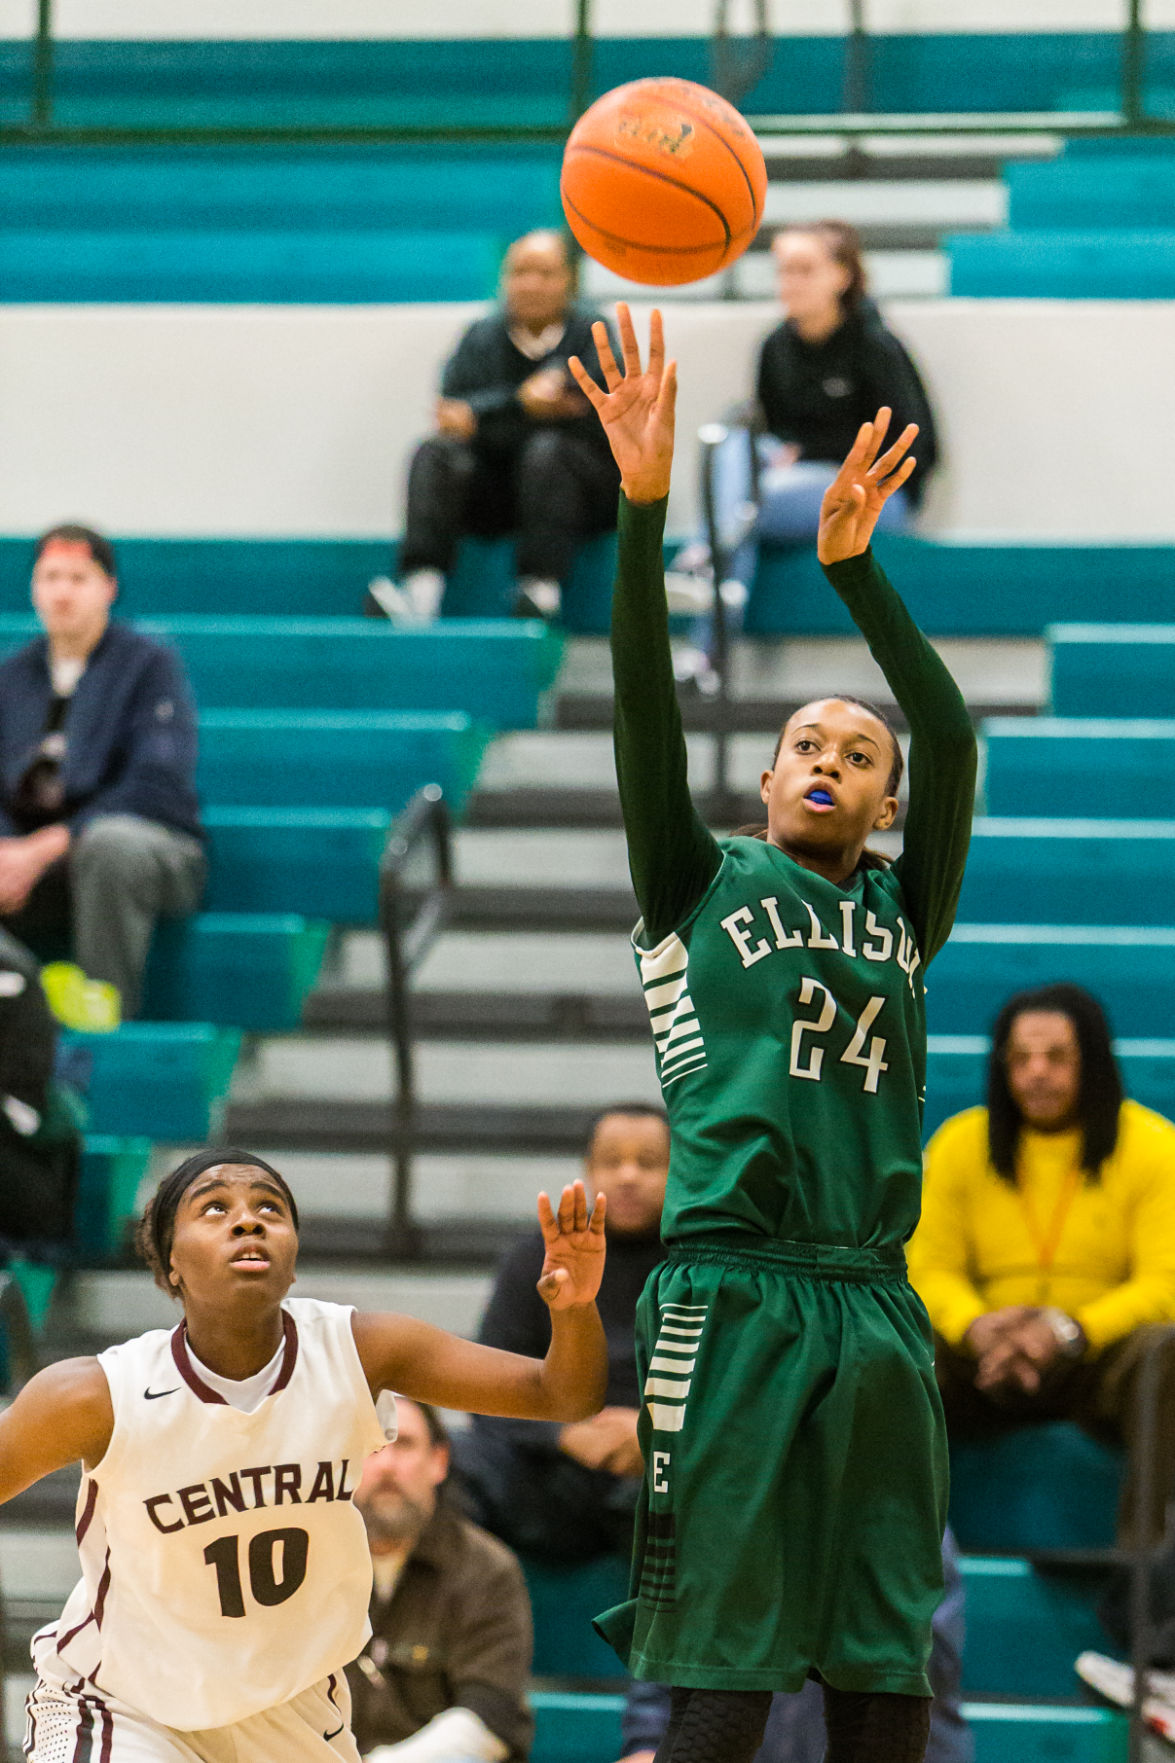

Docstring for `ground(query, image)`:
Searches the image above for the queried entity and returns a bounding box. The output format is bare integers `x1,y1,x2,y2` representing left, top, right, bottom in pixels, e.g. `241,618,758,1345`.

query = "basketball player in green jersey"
567,308,976,1763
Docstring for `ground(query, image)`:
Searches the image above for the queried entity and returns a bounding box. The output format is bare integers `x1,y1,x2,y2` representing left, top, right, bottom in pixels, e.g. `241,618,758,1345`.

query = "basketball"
561,77,768,287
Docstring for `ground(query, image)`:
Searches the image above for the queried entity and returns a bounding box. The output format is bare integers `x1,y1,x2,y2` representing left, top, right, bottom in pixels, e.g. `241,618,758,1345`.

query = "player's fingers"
876,455,917,501
557,1183,577,1234
593,321,624,392
867,424,919,482
616,302,643,379
536,1189,557,1240
861,407,892,470
646,308,665,379
567,354,606,410
654,357,678,423
589,1191,608,1232
538,1268,569,1306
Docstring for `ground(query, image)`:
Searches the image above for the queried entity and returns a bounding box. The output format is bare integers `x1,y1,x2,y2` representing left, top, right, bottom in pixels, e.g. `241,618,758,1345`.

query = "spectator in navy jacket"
0,526,204,1017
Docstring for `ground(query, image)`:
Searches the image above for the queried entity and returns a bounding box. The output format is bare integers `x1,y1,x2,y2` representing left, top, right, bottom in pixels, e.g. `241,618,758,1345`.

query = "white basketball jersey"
53,1297,388,1731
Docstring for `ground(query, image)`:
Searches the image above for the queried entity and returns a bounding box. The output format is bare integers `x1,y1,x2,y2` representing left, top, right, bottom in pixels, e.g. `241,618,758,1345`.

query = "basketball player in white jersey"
0,1145,609,1762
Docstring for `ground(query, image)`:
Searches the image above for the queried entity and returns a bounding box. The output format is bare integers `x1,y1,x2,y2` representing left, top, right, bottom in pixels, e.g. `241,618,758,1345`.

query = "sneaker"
514,577,562,620
41,962,121,1033
364,576,412,622
664,570,715,615
673,644,721,698
1076,1650,1175,1737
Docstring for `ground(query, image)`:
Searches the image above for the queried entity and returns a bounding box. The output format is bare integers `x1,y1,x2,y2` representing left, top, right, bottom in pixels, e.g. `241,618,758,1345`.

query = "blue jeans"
694,435,911,656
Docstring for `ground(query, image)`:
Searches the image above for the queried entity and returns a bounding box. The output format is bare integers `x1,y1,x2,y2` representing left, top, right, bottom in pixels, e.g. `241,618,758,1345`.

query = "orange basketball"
561,77,767,286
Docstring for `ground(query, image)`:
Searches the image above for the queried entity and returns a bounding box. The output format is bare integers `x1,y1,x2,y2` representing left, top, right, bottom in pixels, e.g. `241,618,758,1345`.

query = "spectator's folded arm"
1075,1148,1175,1350
69,647,200,836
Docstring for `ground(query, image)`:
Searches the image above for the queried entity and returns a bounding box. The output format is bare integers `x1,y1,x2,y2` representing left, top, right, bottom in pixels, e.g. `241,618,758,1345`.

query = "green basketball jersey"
636,835,926,1251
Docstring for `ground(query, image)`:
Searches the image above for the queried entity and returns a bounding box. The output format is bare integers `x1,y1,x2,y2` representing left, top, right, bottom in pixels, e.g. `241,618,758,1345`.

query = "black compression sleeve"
822,549,976,966
612,494,722,945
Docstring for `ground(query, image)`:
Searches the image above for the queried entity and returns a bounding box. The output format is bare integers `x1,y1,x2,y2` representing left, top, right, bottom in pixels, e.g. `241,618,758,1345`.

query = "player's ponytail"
137,1146,300,1296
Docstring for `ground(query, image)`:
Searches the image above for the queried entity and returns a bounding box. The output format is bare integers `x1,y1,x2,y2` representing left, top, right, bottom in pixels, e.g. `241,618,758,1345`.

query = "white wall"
1,299,1172,541
2,1,1169,38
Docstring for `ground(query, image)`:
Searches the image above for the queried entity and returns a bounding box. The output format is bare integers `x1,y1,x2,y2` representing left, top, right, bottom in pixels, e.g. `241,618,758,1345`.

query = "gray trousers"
3,814,205,1018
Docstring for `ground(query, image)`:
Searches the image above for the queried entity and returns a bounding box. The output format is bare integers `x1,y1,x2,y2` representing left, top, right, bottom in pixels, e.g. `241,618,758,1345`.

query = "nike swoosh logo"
144,1387,179,1400
323,1724,344,1742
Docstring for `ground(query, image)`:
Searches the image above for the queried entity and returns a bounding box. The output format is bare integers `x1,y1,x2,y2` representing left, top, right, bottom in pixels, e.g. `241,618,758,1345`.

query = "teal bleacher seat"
443,534,618,636
64,1023,241,1141
196,711,490,813
0,615,564,728
923,1038,1175,1137
984,718,1175,820
958,819,1175,926
930,925,1175,1041
960,1556,1112,1698
0,227,504,304
1007,157,1175,230
950,229,1175,298
746,535,1175,637
527,1690,1125,1763
0,537,388,618
0,145,562,233
143,915,329,1033
951,1428,1122,1554
73,1134,153,1262
523,1553,629,1681
202,808,388,923
1049,624,1175,720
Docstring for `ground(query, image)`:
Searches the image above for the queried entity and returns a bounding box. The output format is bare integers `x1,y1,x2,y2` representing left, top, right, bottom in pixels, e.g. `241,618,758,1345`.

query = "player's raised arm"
569,306,720,945
0,1355,113,1503
352,1181,609,1422
816,410,977,964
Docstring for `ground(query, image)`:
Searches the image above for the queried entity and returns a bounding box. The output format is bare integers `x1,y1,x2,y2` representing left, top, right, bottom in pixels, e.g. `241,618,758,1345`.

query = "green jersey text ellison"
612,496,976,1253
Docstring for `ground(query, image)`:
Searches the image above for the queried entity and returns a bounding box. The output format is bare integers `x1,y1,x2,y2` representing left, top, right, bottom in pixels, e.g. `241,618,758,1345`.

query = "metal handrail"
1128,1324,1175,1762
7,0,1167,147
378,785,453,1260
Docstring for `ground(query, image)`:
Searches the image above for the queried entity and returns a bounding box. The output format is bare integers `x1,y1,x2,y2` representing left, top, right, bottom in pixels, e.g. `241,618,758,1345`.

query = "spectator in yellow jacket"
909,983,1175,1543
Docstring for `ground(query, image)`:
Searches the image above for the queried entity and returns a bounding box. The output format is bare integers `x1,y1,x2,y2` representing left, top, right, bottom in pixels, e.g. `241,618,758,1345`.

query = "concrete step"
554,635,1048,721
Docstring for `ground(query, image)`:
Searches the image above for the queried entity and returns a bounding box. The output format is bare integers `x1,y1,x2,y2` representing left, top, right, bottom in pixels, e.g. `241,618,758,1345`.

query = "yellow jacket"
908,1100,1175,1354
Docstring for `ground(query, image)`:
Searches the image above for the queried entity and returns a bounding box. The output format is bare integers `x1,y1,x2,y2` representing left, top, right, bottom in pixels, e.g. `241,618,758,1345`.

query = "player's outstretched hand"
536,1180,607,1311
568,304,676,505
817,408,918,565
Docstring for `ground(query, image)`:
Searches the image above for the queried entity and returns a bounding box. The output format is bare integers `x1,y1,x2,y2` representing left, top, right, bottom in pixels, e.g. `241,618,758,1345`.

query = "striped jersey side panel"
639,934,708,1087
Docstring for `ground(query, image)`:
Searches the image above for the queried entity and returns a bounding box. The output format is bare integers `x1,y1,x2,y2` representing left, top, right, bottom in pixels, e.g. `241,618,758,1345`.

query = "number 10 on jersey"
789,977,889,1093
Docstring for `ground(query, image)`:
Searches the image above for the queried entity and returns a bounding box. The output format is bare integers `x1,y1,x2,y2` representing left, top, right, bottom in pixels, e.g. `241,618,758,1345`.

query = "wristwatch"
1043,1308,1086,1359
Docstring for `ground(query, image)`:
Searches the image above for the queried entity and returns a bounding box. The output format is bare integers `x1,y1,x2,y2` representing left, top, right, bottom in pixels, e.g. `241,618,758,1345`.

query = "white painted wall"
1,0,1167,38
0,299,1171,541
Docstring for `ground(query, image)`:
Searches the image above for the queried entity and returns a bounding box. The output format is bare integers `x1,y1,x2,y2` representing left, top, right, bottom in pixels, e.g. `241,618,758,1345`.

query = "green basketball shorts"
594,1237,948,1695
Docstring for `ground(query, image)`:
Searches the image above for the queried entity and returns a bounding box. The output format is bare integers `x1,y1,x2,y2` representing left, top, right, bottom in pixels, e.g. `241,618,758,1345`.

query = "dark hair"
395,1398,450,1451
34,524,116,580
987,984,1123,1183
587,1101,669,1156
779,220,868,312
137,1146,300,1295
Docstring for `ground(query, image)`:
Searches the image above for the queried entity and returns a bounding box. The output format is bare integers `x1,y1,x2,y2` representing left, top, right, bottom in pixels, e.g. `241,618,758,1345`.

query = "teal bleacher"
746,534,1175,637
1050,625,1175,719
951,135,1175,297
984,718,1175,819
0,614,562,725
923,1039,1175,1137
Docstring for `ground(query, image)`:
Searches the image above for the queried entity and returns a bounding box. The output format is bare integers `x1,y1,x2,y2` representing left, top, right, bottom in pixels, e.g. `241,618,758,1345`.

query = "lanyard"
1017,1164,1082,1300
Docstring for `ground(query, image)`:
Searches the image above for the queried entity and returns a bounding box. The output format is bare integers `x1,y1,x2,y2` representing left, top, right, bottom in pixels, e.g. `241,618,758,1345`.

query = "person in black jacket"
671,222,937,682
0,525,204,1018
452,1102,669,1562
380,231,621,625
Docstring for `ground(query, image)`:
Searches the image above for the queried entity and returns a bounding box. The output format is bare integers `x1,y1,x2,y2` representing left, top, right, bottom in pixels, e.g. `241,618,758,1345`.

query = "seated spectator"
375,230,620,625
0,926,81,1251
453,1102,668,1561
0,526,204,1019
617,1527,972,1763
909,983,1175,1544
347,1397,533,1763
671,222,937,680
